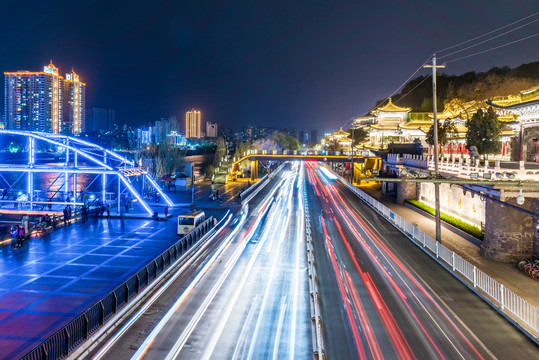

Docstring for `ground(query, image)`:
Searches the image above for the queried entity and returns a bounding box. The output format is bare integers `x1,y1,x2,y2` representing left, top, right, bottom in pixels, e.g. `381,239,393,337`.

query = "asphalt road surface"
305,161,538,359
75,161,538,360
81,163,312,360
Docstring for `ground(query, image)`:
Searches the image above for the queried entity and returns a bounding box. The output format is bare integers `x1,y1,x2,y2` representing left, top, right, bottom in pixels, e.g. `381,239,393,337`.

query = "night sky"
1,0,538,133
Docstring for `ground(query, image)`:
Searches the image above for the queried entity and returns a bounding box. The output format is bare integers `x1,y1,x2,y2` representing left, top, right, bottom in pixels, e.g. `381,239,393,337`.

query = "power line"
393,74,432,105
436,11,539,53
445,32,539,64
438,17,539,60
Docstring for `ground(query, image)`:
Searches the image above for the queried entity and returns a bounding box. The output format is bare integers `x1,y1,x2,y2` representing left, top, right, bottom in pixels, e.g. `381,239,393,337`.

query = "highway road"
72,161,538,360
305,161,539,359
79,163,312,360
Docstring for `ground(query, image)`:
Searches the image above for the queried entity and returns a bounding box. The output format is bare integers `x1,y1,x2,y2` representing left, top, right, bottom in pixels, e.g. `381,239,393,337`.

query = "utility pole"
351,123,355,184
424,54,446,242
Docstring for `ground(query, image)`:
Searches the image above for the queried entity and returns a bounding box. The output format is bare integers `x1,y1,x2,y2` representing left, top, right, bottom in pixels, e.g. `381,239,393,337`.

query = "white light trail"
91,212,232,360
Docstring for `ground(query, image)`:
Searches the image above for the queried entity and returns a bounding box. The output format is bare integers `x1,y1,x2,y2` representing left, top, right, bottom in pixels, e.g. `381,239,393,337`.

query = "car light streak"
246,175,294,360
166,197,278,360
288,161,304,360
343,271,384,360
313,166,486,360
320,215,368,360
130,211,247,360
201,192,289,360
332,187,485,359
91,211,233,360
333,216,414,360
164,172,293,360
319,165,338,180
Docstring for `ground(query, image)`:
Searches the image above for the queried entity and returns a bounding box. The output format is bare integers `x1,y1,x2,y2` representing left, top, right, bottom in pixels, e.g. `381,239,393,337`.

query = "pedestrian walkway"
0,184,240,359
359,184,539,309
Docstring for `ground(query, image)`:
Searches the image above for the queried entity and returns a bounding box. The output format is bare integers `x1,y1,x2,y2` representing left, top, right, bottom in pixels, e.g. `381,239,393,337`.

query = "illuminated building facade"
206,121,218,138
185,109,202,139
4,61,85,135
63,70,86,135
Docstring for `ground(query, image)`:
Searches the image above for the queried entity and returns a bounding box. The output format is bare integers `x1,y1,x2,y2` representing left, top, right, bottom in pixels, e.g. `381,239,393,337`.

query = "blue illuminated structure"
0,130,173,215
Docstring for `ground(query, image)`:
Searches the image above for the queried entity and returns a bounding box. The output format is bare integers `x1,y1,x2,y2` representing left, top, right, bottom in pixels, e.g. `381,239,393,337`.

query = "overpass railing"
340,176,539,340
231,149,374,162
21,217,216,360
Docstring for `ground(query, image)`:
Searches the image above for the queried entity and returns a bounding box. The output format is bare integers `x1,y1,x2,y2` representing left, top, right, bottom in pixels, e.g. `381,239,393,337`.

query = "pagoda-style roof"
435,99,484,121
372,98,411,114
400,120,432,133
370,123,399,130
333,127,349,136
498,114,519,122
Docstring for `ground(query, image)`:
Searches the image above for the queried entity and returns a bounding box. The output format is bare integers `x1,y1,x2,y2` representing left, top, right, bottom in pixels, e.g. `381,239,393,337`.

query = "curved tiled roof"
372,98,411,114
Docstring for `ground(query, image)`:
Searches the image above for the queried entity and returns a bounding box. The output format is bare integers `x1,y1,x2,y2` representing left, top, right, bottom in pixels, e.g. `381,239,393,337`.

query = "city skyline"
0,1,538,133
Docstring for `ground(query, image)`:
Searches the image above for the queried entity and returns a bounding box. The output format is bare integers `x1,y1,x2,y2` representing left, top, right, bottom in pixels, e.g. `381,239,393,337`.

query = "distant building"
166,131,187,146
298,130,305,144
86,107,115,133
206,121,218,138
4,61,66,133
310,130,318,143
185,109,202,139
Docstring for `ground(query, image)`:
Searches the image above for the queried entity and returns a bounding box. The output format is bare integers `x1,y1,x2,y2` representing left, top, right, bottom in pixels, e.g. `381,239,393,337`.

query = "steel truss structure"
0,130,173,215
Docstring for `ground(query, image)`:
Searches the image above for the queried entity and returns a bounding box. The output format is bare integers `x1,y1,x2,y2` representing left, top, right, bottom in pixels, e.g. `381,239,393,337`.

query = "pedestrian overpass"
0,130,173,216
225,149,382,183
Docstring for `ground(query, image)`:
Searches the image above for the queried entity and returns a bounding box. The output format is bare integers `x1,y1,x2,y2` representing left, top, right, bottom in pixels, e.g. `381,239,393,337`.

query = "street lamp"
516,188,525,205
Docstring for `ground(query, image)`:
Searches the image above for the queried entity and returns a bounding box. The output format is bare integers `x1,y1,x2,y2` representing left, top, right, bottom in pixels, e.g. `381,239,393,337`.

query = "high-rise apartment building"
185,109,202,139
63,70,86,135
3,61,85,135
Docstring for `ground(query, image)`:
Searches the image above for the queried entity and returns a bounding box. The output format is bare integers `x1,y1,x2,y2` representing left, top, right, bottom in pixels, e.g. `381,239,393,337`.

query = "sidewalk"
359,183,539,309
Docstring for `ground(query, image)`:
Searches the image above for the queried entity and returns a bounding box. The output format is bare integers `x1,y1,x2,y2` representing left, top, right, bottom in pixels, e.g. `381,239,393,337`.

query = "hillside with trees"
375,60,539,112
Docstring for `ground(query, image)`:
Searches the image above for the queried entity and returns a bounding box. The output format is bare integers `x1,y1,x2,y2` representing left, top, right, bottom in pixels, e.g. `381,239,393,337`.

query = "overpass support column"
250,160,258,181
481,197,539,262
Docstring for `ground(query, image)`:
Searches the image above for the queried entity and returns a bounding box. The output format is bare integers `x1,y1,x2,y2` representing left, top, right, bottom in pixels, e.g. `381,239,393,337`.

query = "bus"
177,210,206,236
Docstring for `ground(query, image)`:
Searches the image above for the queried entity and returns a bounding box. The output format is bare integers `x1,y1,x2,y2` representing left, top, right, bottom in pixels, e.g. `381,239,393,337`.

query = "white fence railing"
386,154,539,181
340,177,539,338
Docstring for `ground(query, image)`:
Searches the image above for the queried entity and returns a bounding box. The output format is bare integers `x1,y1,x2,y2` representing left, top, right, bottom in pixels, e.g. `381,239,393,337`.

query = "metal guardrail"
240,162,287,205
303,183,325,360
339,176,539,340
21,217,216,360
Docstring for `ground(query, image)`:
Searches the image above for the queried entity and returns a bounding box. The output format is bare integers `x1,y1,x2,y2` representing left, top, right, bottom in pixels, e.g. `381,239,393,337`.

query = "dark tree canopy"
465,107,502,157
348,128,368,146
425,120,457,148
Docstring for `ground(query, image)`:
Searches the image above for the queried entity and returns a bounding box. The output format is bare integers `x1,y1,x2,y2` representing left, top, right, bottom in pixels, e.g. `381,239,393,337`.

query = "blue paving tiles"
0,217,186,360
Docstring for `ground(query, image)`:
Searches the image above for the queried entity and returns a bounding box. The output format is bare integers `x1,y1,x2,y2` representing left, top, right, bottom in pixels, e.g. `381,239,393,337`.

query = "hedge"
405,199,484,240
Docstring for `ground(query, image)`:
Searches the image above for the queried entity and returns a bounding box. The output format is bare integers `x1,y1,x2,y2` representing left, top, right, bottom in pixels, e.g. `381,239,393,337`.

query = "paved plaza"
0,181,245,359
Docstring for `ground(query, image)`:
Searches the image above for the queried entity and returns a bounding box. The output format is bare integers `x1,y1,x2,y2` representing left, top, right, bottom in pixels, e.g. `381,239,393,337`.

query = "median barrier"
21,216,216,360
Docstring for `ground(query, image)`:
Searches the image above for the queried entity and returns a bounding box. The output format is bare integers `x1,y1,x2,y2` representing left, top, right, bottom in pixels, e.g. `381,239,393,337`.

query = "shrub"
406,199,484,240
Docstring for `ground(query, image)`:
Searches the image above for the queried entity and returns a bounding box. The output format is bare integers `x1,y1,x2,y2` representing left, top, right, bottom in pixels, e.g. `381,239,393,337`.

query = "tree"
425,120,457,148
213,137,227,169
465,107,502,158
270,132,300,150
348,128,368,146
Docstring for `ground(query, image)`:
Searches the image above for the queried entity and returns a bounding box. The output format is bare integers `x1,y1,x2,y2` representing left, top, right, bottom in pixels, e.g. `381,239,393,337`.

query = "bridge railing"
339,175,539,340
20,217,217,360
387,154,539,181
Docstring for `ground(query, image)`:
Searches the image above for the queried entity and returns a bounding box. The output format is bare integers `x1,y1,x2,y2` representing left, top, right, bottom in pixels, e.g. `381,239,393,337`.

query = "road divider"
302,164,326,360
